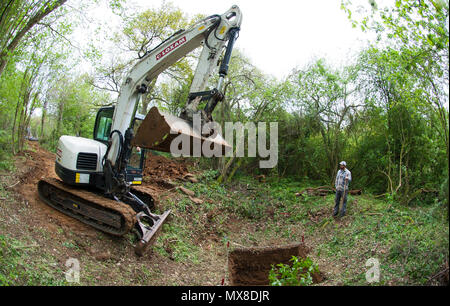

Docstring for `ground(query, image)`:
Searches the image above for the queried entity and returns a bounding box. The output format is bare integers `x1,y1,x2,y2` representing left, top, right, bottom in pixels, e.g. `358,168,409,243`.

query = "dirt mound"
12,141,97,237
228,243,323,286
143,152,189,184
16,142,55,183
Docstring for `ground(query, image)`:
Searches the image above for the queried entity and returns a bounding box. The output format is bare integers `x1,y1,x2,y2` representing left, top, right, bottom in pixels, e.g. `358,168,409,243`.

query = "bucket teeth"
132,106,231,156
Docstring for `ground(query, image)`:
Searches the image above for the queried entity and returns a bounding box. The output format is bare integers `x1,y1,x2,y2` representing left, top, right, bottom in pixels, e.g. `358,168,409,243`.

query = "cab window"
94,107,114,144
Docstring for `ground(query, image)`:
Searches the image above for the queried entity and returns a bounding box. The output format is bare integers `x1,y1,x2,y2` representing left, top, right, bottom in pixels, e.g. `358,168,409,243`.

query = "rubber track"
38,177,136,236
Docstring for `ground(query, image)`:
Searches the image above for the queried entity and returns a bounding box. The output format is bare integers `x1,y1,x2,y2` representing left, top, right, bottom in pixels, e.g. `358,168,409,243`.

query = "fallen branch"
12,243,39,249
188,196,203,204
7,181,20,189
183,173,198,183
296,186,334,197
178,186,195,197
427,265,449,285
296,186,362,197
348,189,362,195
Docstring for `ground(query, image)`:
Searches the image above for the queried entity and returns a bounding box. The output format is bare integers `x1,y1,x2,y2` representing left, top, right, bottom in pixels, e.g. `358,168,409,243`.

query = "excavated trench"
228,243,323,286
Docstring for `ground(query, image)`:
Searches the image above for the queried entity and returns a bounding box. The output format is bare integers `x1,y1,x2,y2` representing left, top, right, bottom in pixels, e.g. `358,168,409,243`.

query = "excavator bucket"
132,106,231,156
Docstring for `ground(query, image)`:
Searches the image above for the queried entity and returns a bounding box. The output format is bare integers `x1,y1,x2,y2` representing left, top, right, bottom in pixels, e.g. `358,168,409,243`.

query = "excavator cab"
94,106,146,185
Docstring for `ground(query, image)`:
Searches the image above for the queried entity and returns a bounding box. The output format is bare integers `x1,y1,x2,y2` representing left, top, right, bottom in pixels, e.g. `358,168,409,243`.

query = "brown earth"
10,142,191,237
0,141,201,284
228,243,323,286
143,152,189,183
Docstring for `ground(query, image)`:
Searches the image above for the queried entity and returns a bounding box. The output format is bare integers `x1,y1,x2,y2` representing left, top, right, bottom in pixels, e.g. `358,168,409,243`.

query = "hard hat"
339,161,347,166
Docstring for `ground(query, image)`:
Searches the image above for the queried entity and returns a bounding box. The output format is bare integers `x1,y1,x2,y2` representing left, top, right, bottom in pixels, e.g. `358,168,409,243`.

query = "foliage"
40,75,109,151
269,256,319,286
0,0,68,78
0,234,66,285
337,0,449,201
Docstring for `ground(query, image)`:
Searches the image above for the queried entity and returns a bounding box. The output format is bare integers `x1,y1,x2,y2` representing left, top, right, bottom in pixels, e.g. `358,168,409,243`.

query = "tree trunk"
55,99,65,140
40,99,48,139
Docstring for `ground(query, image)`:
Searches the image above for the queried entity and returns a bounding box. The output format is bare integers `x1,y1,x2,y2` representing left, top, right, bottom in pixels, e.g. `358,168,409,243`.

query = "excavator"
37,6,242,256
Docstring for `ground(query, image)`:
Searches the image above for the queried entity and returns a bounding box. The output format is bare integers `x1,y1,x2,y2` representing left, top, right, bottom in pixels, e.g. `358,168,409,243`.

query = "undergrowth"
170,172,449,285
0,234,67,285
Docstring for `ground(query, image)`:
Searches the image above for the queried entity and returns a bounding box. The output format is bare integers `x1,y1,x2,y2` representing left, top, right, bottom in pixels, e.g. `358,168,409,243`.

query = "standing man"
333,161,351,217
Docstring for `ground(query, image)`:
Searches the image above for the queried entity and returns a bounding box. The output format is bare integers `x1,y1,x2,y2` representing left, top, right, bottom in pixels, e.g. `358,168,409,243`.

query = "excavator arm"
101,6,242,255
106,6,242,174
101,5,242,200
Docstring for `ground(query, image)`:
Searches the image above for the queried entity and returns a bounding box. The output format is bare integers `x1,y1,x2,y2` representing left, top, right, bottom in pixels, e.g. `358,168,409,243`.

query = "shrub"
269,256,319,286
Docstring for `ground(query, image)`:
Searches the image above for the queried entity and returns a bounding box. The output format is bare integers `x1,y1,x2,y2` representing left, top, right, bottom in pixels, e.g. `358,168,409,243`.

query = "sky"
123,0,375,80
114,0,447,109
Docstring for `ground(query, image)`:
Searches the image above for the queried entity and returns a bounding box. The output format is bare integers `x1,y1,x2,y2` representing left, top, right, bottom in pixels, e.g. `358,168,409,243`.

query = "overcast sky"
123,0,376,80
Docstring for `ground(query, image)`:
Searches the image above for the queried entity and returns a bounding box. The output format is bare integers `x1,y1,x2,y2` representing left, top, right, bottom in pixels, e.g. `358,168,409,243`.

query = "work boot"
332,210,339,217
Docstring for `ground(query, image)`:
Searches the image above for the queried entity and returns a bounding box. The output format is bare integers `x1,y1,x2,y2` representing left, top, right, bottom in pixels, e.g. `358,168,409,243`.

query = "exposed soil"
1,141,205,284
9,143,194,236
228,243,323,285
12,141,96,238
143,152,189,182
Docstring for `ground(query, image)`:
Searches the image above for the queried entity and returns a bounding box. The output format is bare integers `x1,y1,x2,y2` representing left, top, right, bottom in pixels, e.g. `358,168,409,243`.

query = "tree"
213,50,283,182
341,0,449,202
288,59,362,182
0,0,68,77
89,2,199,114
342,0,449,165
356,46,446,201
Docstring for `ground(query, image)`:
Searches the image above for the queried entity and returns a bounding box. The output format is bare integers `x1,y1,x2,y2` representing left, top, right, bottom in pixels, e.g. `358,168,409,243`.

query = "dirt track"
13,142,95,237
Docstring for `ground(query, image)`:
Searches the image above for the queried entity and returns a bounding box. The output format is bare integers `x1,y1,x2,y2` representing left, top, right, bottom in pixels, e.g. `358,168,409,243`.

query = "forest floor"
0,141,448,286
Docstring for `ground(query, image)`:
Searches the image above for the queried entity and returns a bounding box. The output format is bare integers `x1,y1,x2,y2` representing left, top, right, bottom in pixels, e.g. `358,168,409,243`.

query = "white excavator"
38,5,242,256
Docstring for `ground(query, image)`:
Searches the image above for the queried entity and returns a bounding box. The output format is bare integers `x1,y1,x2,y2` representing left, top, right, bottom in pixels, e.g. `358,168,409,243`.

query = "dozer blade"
134,209,171,256
132,106,231,156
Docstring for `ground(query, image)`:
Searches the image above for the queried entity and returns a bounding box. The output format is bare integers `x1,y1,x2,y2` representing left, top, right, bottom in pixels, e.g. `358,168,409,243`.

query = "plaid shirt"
335,168,351,191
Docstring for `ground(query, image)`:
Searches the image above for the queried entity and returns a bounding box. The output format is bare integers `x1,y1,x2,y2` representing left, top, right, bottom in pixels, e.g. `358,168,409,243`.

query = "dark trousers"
333,189,348,216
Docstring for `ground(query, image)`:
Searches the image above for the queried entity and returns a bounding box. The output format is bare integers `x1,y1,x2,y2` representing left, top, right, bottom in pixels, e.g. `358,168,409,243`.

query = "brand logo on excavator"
156,36,187,61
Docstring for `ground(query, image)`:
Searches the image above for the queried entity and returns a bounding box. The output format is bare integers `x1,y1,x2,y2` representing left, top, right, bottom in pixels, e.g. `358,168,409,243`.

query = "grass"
0,234,68,285
183,172,449,285
263,179,449,285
